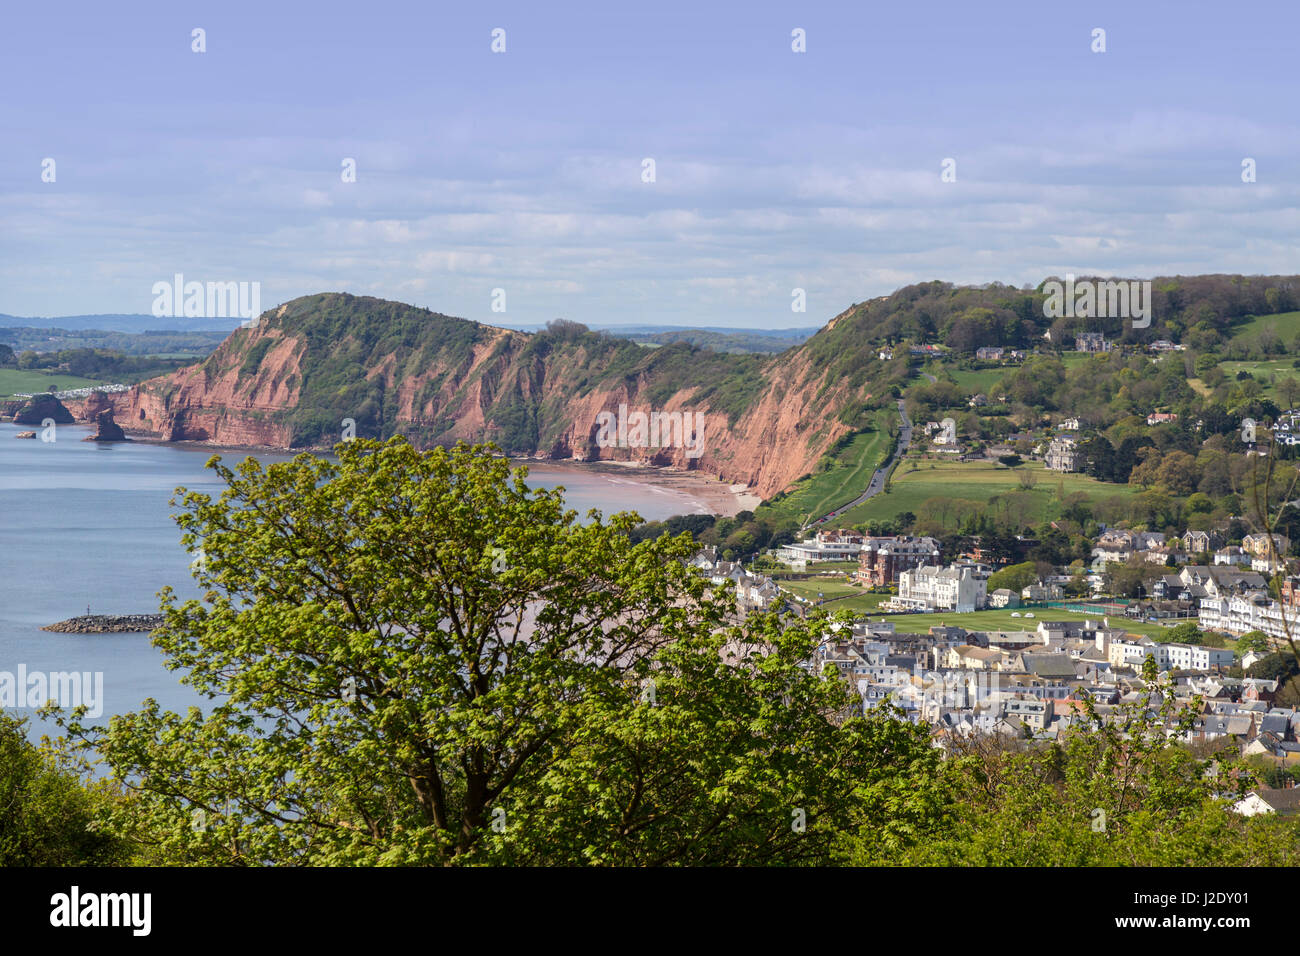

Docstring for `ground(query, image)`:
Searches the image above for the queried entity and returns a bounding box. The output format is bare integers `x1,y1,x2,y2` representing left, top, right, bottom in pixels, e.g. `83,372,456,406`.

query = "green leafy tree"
1236,630,1271,655
1165,621,1205,645
60,438,943,866
986,561,1038,595
0,714,131,865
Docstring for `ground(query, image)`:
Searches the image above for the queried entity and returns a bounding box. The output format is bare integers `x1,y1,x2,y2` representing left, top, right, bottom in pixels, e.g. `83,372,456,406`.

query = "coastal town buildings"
855,536,941,586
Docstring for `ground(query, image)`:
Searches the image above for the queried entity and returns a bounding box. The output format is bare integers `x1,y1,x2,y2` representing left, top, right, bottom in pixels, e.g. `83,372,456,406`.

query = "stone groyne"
42,614,165,633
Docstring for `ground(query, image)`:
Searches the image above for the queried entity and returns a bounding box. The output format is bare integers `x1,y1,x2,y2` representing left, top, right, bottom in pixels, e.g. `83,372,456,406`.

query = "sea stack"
84,408,130,442
12,393,74,425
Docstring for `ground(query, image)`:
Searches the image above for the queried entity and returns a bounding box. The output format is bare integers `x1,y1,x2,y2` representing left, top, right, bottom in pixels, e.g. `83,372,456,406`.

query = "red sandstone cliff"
69,293,891,500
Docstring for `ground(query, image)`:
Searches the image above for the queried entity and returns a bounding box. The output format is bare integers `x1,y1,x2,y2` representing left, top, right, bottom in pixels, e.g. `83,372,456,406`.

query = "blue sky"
2,0,1297,327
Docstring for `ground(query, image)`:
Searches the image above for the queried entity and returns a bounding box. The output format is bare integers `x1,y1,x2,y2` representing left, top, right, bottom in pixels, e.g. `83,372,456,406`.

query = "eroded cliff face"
74,294,869,499
90,319,301,446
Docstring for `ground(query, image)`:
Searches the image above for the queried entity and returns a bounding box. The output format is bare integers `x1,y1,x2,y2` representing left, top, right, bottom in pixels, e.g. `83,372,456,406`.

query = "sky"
2,0,1298,328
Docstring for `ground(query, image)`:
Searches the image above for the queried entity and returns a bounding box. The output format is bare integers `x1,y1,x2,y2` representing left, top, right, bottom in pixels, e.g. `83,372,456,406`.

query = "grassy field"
0,369,103,397
779,579,859,601
943,367,1007,395
863,607,1171,639
759,408,896,524
837,457,1138,527
1228,311,1300,349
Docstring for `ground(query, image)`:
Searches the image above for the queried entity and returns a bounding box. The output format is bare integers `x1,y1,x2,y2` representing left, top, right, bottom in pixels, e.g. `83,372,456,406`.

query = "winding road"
809,397,913,526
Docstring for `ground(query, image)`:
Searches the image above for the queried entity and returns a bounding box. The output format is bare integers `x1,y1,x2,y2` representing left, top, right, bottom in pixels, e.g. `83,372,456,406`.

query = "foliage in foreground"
0,714,131,866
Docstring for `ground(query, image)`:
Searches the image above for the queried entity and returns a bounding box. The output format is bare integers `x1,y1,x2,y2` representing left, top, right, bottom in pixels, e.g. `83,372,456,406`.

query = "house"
1003,698,1049,731
942,644,1007,671
968,394,988,408
896,564,988,613
1045,437,1080,473
1022,581,1065,601
1213,545,1250,567
878,347,895,360
1182,529,1225,556
1092,529,1167,564
1059,417,1081,431
975,346,1004,361
1074,332,1109,353
989,588,1021,609
1282,575,1300,608
1146,412,1179,426
1242,533,1290,574
1231,789,1300,817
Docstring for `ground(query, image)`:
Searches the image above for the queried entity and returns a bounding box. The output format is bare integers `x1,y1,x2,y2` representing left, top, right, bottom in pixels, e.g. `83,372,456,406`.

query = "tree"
0,714,131,865
1236,631,1271,655
59,438,941,866
1155,451,1199,496
1165,621,1205,645
1141,654,1159,684
987,561,1039,595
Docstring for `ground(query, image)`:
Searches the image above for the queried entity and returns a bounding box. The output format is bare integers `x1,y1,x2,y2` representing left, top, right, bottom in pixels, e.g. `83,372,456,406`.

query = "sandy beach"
515,458,763,518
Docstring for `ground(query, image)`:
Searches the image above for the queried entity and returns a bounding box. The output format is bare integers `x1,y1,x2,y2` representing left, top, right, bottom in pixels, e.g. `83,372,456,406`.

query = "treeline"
1,346,193,380
0,326,226,356
628,509,801,561
826,274,1300,356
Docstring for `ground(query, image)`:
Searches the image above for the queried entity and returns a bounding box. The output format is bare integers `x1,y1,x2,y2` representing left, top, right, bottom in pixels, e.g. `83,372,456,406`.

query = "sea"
0,421,706,738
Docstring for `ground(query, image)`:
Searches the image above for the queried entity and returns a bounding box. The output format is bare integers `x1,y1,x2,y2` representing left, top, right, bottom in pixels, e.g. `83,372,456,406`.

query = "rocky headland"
12,394,75,425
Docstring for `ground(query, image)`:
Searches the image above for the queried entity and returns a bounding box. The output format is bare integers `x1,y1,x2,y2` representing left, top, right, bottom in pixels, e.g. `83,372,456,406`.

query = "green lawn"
0,369,104,397
861,607,1171,639
759,408,896,524
944,367,1007,395
779,579,859,601
837,457,1138,527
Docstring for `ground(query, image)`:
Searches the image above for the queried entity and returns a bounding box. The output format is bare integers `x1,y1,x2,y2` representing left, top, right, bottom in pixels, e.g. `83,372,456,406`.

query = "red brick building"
856,536,941,587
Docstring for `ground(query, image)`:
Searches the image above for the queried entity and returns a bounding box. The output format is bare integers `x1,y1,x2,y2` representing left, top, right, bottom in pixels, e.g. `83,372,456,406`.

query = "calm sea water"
0,422,704,736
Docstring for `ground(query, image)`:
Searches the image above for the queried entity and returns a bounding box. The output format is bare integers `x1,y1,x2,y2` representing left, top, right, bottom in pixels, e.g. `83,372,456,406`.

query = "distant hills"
0,312,818,354
0,313,240,334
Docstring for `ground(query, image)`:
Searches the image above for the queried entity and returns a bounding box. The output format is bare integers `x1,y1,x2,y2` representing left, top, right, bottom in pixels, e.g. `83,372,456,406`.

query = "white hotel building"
895,565,987,613
1199,593,1300,642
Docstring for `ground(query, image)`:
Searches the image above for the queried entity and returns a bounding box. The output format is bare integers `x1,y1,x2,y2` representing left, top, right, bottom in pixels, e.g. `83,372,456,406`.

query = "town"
689,510,1300,808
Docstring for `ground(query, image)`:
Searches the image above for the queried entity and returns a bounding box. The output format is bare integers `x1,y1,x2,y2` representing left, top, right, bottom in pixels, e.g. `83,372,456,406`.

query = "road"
809,397,912,526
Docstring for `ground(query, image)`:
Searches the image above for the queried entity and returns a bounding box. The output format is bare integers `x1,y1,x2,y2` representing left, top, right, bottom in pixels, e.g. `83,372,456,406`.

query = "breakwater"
42,614,164,633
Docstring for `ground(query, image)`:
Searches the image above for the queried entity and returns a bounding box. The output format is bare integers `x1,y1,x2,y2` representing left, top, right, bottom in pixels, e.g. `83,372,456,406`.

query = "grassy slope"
1229,310,1300,347
1219,360,1300,405
758,407,896,524
837,458,1138,527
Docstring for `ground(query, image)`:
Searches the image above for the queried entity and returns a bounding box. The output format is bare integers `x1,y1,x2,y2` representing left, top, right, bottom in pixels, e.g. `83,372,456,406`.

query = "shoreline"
19,423,761,519
518,458,762,518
